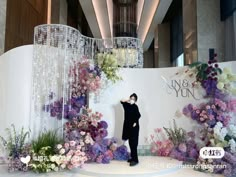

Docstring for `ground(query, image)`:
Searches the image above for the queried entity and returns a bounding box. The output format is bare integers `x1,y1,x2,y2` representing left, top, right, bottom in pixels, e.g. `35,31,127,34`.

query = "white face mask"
130,100,135,104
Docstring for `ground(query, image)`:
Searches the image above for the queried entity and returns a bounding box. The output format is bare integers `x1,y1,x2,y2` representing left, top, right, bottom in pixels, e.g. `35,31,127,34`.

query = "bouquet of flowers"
0,124,30,172
64,107,107,142
147,128,174,156
96,53,122,83
70,59,101,96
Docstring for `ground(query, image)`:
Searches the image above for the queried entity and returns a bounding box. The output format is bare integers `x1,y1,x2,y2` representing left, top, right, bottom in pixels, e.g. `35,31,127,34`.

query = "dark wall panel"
5,0,47,52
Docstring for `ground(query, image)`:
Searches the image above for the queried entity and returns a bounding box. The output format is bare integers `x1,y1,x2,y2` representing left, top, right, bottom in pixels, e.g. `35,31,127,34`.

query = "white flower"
85,139,90,144
216,122,223,128
228,125,236,138
221,128,228,139
50,155,57,162
59,148,66,155
54,167,59,172
51,163,56,169
229,139,236,153
61,164,66,169
213,123,228,141
80,131,86,136
57,144,63,149
208,167,214,173
80,141,85,146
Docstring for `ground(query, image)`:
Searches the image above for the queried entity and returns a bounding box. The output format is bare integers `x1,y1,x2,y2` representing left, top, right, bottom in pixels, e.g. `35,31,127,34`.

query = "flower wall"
146,57,236,177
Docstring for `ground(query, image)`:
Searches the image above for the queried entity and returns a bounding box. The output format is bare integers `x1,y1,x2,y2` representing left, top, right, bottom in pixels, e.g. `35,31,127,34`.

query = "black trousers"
128,125,139,162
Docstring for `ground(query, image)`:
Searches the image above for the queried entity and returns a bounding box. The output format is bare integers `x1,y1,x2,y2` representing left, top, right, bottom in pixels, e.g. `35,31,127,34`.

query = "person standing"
120,93,141,166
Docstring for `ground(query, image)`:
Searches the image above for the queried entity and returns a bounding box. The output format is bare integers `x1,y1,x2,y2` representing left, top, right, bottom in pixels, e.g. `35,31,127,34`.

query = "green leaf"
189,61,202,68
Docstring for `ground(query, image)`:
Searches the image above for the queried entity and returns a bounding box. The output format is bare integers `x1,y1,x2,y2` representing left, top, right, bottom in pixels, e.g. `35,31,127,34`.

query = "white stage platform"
0,157,223,177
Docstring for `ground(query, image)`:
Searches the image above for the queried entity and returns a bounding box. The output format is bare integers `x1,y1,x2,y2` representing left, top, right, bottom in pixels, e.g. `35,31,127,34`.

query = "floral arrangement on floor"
64,107,129,164
0,124,31,172
1,107,129,173
147,120,199,161
88,138,129,163
96,53,122,83
146,127,174,156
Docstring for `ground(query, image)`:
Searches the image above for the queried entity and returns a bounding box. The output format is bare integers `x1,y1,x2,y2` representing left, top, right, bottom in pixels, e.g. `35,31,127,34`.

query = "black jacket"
121,101,141,140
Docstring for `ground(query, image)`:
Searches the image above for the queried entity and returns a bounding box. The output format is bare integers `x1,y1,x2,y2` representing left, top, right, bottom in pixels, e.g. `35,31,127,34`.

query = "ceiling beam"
79,0,101,38
138,0,172,51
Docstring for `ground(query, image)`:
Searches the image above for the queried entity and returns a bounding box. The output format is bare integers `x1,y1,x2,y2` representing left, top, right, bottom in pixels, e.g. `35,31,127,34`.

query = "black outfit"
121,101,141,163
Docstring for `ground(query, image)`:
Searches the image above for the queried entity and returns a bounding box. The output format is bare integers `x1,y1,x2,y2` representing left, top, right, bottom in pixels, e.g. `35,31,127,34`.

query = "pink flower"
228,99,236,113
76,145,81,150
67,150,74,156
154,128,162,133
69,141,76,147
156,141,162,146
200,117,204,121
67,164,73,170
209,114,214,120
64,143,69,149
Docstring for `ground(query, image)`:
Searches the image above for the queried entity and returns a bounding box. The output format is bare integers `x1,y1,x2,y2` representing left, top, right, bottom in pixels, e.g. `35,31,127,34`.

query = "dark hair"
130,93,138,102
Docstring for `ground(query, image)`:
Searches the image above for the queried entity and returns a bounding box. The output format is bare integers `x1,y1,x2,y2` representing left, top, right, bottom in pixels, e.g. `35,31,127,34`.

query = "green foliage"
189,61,222,82
163,119,186,146
0,124,30,157
31,130,62,155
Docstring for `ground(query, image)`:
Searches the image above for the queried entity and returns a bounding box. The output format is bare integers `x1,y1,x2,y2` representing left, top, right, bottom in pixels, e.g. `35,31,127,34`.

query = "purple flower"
187,131,195,139
178,143,187,153
100,121,108,129
113,145,129,160
96,155,103,163
91,143,102,154
223,151,236,166
188,149,198,159
102,154,111,164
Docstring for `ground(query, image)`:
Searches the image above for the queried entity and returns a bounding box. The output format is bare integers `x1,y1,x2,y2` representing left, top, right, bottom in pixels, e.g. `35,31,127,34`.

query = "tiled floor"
0,156,223,177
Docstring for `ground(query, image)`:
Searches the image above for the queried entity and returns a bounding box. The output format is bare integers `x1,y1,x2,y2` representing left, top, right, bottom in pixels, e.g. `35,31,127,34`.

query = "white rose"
59,148,66,155
80,131,86,136
57,144,63,149
51,163,56,169
50,156,55,162
61,164,66,169
85,139,90,144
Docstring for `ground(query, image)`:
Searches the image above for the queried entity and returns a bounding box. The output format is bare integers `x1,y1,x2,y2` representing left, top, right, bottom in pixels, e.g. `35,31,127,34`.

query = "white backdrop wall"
90,64,236,145
0,45,236,156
